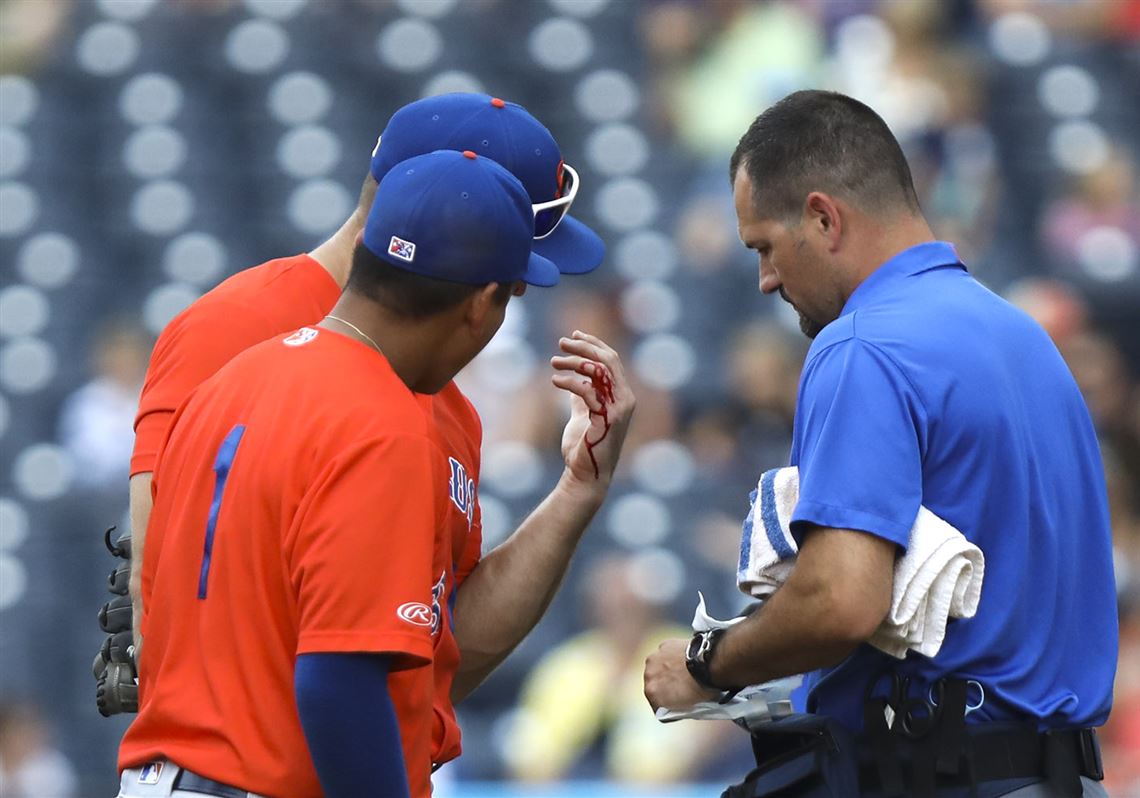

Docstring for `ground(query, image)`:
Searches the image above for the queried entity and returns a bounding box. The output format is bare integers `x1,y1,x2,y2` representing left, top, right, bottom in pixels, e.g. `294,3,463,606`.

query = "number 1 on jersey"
198,424,246,599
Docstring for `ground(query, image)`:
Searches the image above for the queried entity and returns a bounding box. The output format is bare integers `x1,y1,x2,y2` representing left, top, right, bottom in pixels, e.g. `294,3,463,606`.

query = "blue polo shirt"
788,241,1117,732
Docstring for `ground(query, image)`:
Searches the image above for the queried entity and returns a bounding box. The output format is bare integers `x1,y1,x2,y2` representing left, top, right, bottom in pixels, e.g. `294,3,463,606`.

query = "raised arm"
450,331,635,701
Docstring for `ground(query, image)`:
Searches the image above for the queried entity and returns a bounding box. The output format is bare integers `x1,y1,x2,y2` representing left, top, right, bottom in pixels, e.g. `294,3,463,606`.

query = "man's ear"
353,230,364,247
463,282,506,333
804,191,842,251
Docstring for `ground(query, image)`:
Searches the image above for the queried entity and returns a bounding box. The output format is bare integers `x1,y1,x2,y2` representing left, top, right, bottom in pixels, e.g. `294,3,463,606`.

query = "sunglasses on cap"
372,136,579,240
532,162,579,240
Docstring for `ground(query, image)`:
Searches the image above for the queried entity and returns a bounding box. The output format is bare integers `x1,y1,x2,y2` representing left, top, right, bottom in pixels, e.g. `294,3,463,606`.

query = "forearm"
295,653,410,798
708,526,894,688
644,527,894,712
708,579,867,689
127,473,153,650
451,471,606,700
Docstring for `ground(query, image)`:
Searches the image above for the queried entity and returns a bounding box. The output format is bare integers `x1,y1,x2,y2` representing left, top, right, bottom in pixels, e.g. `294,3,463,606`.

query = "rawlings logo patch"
396,602,433,627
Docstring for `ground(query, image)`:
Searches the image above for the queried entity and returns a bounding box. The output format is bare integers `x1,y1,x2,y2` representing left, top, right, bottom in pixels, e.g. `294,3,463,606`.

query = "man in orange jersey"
116,150,632,798
103,93,635,796
94,93,611,716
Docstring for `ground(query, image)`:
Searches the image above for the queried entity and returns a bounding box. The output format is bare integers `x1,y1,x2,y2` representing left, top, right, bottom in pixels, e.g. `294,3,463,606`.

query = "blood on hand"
583,363,615,480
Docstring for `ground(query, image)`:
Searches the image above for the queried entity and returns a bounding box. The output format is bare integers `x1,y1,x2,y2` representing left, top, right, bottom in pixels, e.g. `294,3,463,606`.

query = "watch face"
685,630,720,691
686,634,702,661
687,631,712,663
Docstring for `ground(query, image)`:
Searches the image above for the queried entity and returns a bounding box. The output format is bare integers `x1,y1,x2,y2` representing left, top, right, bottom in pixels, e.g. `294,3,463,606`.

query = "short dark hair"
347,244,511,320
356,170,378,213
730,90,920,221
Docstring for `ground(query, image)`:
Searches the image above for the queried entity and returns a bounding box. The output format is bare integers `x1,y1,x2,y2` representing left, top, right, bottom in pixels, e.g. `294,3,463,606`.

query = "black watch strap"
685,628,727,691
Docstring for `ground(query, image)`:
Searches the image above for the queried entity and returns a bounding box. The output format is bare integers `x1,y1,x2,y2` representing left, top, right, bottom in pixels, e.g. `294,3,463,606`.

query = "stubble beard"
788,237,827,339
779,288,825,339
798,311,824,339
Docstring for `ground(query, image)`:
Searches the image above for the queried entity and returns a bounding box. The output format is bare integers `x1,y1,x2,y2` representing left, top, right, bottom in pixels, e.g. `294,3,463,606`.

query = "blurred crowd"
0,0,1137,795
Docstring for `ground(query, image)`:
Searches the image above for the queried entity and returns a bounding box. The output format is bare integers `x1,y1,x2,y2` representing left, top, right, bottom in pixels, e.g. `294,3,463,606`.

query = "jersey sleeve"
287,434,447,667
131,299,278,476
790,337,926,550
454,497,483,587
454,407,484,586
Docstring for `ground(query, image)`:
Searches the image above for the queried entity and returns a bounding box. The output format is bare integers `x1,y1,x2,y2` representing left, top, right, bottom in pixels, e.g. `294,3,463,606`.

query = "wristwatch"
685,628,728,691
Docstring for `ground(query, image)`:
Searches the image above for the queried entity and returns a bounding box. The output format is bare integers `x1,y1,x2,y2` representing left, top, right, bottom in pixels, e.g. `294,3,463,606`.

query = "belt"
172,769,248,798
858,726,1104,793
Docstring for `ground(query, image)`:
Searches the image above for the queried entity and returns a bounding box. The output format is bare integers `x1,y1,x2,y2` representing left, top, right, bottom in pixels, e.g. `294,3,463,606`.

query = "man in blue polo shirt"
644,90,1116,797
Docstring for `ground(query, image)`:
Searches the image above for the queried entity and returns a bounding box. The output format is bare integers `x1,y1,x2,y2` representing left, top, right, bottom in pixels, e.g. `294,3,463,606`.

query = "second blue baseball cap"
370,93,605,276
363,149,560,288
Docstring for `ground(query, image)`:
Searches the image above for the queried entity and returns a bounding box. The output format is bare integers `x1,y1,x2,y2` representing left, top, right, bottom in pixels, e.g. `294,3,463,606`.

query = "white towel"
737,466,800,598
654,593,801,729
737,466,984,659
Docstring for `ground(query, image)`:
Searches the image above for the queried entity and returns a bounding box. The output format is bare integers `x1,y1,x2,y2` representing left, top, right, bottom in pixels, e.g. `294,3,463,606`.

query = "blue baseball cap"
363,149,560,288
370,92,604,276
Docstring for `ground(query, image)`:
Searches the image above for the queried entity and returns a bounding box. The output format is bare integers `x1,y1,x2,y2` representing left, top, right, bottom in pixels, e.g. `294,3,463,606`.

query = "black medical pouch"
721,713,860,798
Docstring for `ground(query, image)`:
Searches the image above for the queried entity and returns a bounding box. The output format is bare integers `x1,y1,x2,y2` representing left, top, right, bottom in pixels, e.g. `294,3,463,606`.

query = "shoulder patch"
283,327,319,347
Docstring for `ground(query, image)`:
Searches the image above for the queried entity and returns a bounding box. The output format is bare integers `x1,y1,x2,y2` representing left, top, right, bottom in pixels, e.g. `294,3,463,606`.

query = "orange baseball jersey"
124,254,487,778
423,379,484,762
130,254,341,477
120,328,469,798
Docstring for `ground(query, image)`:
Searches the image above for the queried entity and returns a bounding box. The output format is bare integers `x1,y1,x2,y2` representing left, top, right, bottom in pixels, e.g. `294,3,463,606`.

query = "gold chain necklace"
326,315,382,354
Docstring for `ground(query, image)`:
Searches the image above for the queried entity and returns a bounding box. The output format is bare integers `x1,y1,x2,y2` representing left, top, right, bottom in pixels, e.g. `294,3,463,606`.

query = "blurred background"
0,0,1137,795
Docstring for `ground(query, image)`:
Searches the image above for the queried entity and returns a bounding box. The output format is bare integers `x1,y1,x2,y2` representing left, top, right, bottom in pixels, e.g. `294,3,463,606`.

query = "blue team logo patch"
430,571,446,636
137,762,164,784
389,235,416,263
283,327,319,347
448,457,476,527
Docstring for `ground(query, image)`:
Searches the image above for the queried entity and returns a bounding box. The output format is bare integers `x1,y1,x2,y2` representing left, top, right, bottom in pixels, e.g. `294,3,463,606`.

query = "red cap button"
462,150,477,160
490,97,506,108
